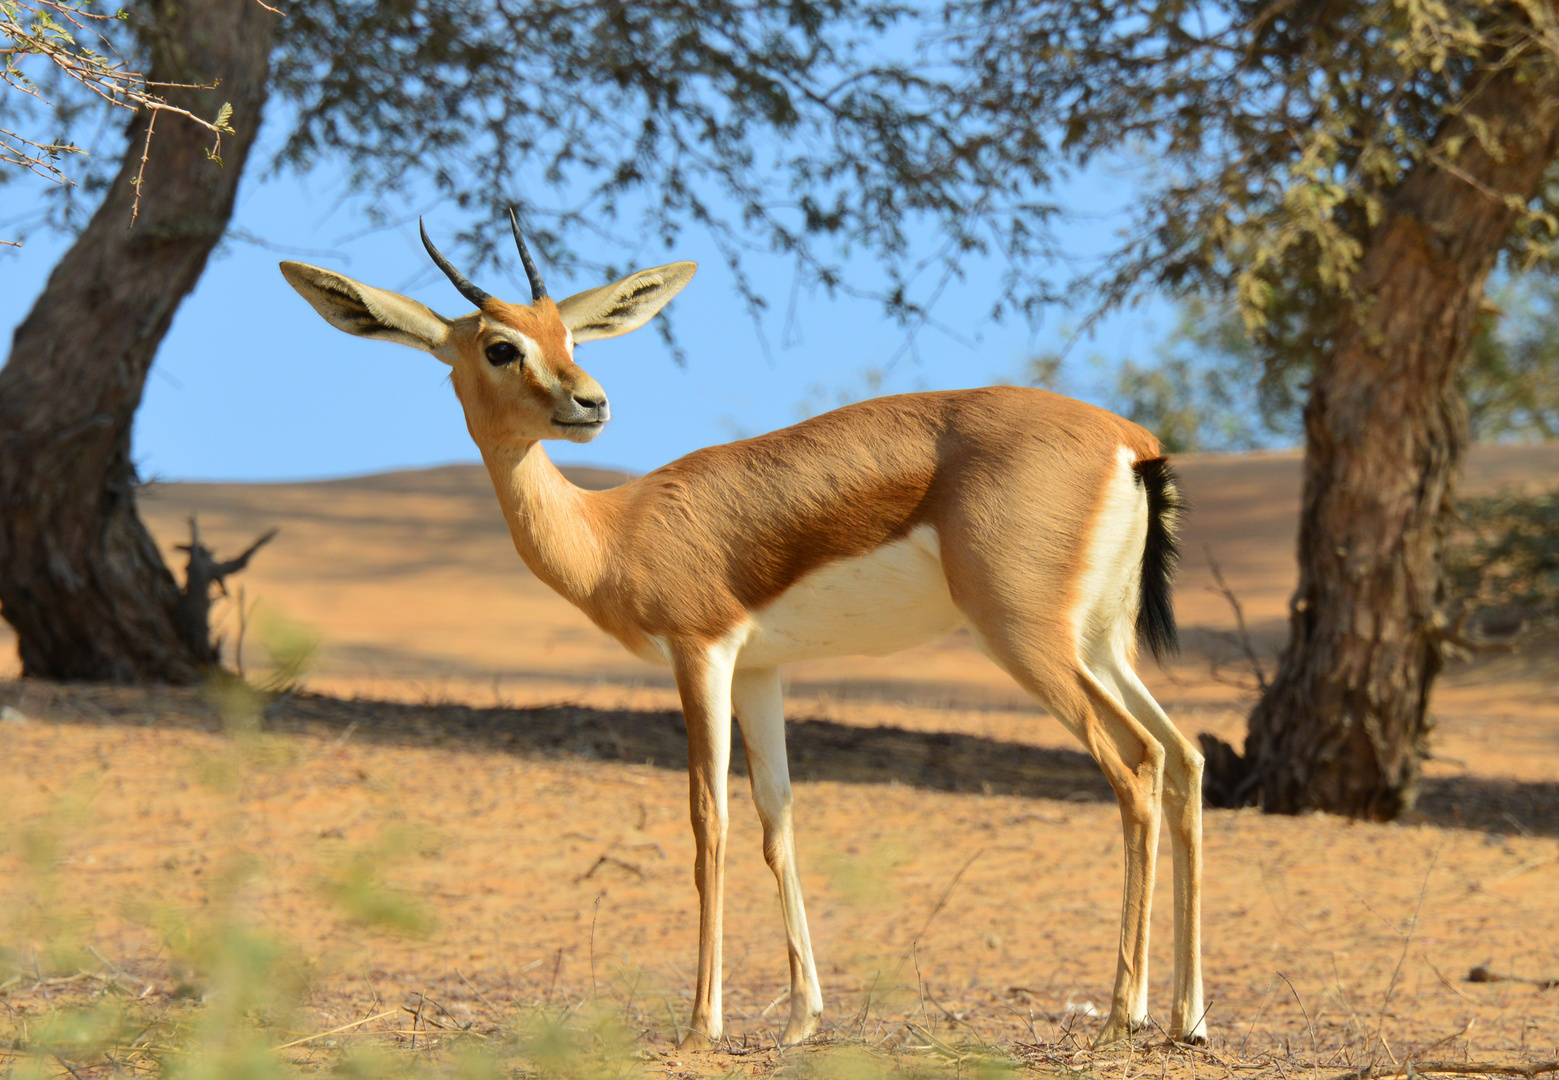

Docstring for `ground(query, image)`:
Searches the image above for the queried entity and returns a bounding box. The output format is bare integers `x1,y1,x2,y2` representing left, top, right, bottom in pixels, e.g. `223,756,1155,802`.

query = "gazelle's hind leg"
970,623,1167,1046
1049,667,1165,1045
731,667,824,1043
1092,656,1206,1043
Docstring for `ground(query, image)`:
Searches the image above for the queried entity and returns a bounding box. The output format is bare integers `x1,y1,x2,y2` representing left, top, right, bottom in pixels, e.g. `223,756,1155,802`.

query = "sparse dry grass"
4,679,1559,1080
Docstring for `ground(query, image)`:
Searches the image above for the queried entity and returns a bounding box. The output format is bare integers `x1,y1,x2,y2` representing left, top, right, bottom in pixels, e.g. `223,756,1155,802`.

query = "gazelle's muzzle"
552,388,609,441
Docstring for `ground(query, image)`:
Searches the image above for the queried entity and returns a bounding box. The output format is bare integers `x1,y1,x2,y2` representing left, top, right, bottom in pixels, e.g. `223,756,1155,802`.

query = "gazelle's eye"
485,341,519,366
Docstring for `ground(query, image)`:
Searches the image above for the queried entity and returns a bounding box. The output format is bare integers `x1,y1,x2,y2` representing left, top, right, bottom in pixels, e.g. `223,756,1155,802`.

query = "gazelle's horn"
509,207,547,301
419,218,492,308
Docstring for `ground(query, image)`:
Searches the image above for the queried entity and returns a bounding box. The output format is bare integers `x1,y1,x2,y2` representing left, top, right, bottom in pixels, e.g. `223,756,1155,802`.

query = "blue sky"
1,119,1173,482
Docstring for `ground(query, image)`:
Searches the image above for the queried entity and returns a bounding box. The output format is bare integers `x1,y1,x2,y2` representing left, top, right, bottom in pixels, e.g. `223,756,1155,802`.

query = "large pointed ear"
556,262,697,343
280,262,452,358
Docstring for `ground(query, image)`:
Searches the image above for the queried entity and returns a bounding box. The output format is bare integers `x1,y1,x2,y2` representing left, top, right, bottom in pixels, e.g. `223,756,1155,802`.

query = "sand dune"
11,443,1553,698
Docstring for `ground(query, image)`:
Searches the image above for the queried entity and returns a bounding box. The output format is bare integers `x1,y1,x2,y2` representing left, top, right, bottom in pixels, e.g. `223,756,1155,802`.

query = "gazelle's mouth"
552,417,606,442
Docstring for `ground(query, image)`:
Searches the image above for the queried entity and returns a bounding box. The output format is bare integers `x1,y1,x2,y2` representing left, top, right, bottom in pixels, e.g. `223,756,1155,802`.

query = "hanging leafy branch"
936,0,1559,350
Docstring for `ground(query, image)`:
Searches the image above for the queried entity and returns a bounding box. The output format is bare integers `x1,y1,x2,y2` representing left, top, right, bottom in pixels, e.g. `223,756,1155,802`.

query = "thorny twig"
1205,544,1268,690
1,0,263,232
896,847,984,977
1372,843,1442,1060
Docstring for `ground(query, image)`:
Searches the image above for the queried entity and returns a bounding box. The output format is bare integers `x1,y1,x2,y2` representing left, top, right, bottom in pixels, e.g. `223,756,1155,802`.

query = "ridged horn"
419,218,492,308
509,207,547,301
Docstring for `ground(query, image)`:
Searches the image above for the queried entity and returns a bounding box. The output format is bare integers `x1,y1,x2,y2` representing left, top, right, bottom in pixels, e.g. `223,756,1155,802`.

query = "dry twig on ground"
1323,1059,1559,1080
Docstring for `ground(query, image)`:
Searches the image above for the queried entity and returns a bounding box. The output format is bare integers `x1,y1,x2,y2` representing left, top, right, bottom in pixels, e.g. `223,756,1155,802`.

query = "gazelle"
279,214,1207,1049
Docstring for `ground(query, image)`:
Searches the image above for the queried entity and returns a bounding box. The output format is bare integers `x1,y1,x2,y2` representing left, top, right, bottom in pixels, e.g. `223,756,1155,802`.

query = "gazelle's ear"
280,262,453,360
556,262,697,343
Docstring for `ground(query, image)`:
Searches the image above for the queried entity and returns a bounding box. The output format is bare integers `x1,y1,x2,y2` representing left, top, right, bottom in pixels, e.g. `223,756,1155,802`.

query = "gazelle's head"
280,212,695,448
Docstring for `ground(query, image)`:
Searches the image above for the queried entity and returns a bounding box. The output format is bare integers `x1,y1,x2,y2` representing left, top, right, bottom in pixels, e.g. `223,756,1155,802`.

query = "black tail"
1131,456,1183,662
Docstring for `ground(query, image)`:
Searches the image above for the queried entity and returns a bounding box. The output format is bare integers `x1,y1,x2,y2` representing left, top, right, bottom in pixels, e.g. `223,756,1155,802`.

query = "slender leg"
731,666,824,1044
1098,659,1207,1044
672,643,738,1050
1069,671,1165,1045
980,644,1165,1046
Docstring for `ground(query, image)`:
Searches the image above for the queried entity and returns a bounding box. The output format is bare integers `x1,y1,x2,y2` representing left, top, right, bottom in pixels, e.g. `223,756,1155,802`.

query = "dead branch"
577,854,645,881
1433,604,1528,658
1466,964,1558,990
174,515,278,665
270,1009,398,1052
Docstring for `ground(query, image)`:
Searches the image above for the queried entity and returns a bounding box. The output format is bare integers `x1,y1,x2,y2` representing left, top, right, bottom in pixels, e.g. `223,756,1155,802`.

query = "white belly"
736,524,963,667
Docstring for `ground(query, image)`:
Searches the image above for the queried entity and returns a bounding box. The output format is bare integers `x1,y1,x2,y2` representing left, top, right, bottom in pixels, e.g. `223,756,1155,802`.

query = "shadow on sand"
7,680,1556,839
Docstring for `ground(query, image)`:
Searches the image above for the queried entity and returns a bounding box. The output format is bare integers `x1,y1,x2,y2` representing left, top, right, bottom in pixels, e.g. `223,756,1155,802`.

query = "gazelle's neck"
478,440,608,606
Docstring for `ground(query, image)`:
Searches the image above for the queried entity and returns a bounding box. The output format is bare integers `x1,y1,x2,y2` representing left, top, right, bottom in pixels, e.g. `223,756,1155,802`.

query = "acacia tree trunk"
1220,59,1559,818
0,0,274,682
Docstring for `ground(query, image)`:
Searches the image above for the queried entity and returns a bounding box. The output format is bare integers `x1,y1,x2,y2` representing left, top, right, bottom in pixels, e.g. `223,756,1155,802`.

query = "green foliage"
251,608,319,693
1465,274,1559,440
6,0,979,334
1027,295,1304,454
1445,485,1559,630
820,839,908,908
320,826,437,939
3,776,98,976
1110,357,1238,455
940,0,1559,346
518,1011,643,1080
0,0,91,185
9,0,1559,368
1109,276,1559,452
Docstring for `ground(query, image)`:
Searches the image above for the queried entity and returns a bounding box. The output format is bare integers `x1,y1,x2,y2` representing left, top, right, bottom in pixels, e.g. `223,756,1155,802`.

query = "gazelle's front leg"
672,642,738,1050
731,667,824,1044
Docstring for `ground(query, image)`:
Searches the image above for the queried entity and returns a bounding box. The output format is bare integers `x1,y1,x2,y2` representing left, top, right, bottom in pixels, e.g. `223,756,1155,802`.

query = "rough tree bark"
1204,56,1559,818
0,0,275,682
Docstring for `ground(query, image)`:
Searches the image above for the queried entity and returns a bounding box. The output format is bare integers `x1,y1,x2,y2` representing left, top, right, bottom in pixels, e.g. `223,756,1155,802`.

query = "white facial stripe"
512,331,541,362
487,330,551,381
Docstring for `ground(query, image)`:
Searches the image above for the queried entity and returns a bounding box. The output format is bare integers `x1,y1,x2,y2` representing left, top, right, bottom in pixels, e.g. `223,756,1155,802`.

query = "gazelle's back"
586,386,1161,663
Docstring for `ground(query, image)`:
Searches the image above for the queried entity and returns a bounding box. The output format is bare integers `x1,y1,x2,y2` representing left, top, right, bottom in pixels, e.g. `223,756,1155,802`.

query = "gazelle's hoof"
1092,1013,1143,1048
678,1028,717,1053
1174,1030,1209,1047
779,1010,821,1046
1093,1021,1129,1048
